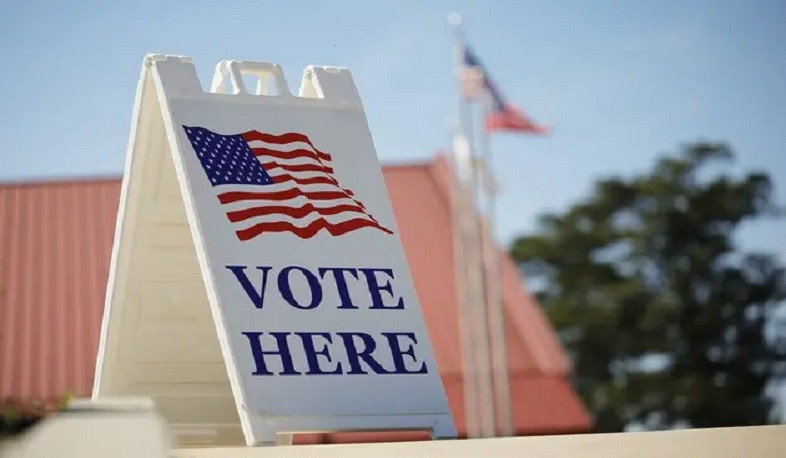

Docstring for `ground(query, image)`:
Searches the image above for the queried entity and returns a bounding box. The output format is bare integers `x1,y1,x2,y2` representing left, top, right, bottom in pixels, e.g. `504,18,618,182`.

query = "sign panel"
93,55,455,446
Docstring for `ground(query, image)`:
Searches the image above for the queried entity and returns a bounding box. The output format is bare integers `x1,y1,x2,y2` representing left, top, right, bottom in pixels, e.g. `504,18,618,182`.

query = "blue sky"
1,0,784,259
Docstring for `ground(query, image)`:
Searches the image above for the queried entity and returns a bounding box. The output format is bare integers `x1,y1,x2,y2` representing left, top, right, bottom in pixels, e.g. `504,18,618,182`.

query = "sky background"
1,0,784,260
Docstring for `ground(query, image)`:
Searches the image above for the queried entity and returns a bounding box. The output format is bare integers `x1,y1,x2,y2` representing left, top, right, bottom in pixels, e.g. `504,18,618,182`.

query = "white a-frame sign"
92,55,456,446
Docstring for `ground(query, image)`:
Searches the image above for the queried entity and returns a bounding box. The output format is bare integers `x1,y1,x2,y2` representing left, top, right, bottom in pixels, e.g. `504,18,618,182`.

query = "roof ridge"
0,175,122,188
0,156,444,188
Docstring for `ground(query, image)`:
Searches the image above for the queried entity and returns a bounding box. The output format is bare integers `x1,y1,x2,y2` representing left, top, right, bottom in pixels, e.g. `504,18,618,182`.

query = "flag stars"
182,126,273,187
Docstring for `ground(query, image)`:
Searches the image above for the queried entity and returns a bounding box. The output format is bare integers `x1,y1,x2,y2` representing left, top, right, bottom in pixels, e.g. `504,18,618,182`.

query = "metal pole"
448,131,480,439
478,97,514,436
466,110,496,439
448,12,496,438
447,12,479,439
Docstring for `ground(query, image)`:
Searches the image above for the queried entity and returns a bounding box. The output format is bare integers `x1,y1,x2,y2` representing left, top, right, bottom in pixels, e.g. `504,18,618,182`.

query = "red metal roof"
0,178,120,400
383,157,572,378
0,159,591,436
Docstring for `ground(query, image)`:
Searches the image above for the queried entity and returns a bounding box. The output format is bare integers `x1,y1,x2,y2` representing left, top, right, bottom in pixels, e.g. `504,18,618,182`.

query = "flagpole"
448,131,481,440
450,18,547,437
448,12,480,440
478,97,514,437
448,11,496,439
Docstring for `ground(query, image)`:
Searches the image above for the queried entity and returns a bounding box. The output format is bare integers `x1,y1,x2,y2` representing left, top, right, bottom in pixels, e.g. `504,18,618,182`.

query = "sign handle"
210,60,292,96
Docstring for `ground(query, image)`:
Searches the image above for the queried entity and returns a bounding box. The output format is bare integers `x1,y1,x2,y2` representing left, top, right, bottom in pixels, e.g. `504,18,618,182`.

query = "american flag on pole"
459,46,549,135
183,126,393,241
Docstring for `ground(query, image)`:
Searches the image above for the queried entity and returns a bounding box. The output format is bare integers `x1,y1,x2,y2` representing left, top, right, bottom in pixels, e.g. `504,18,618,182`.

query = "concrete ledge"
1,398,171,458
173,425,786,458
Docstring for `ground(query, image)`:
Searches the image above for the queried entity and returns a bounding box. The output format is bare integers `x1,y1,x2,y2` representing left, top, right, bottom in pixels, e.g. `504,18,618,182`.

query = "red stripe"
242,130,331,161
485,105,549,134
263,162,334,174
226,202,367,223
230,130,388,237
271,174,354,197
252,147,332,163
218,188,349,204
236,217,393,241
273,173,336,186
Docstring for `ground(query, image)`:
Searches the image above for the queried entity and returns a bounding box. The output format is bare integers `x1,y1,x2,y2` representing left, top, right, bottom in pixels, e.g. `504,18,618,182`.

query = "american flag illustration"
183,126,393,241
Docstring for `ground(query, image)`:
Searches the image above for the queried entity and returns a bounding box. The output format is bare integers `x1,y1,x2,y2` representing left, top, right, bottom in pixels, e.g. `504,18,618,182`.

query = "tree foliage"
510,142,786,432
0,396,70,439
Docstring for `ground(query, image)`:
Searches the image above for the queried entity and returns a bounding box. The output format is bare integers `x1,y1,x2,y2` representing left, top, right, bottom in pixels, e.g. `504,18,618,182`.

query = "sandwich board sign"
92,54,456,446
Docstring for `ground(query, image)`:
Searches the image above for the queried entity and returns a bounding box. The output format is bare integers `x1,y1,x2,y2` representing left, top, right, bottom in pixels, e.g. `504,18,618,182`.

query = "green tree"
510,142,786,432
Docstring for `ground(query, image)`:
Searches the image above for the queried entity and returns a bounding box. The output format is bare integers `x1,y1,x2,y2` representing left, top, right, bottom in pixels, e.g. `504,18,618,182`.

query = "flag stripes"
183,126,392,241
